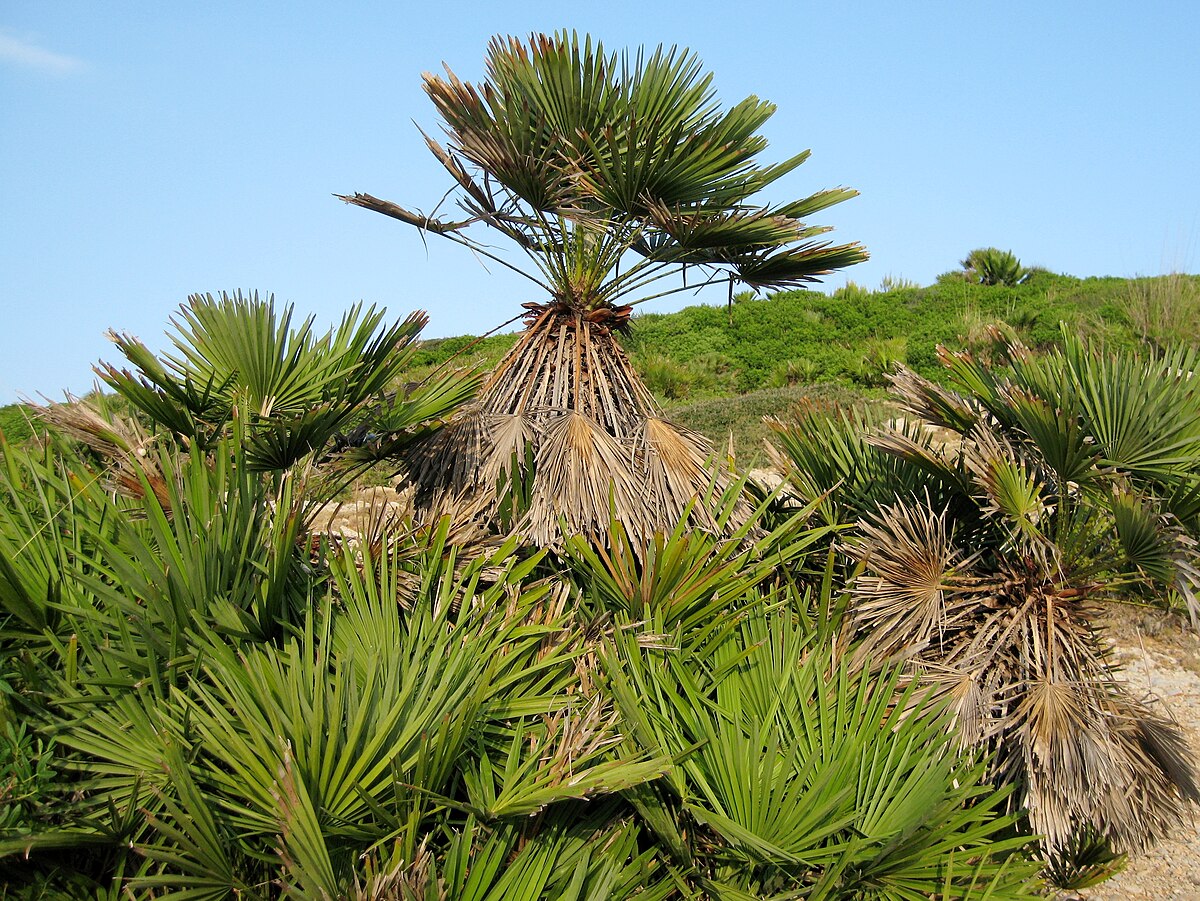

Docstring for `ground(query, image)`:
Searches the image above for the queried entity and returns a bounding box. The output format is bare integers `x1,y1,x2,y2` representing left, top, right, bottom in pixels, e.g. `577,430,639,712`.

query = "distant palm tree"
340,31,866,546
960,247,1030,286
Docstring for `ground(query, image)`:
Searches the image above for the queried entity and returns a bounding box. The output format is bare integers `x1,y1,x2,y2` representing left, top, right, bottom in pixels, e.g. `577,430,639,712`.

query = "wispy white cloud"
0,29,85,75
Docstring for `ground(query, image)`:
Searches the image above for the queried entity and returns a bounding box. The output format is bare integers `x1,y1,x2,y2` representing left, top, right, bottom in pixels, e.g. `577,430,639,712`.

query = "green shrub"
636,352,698,400
832,279,871,300
766,357,823,387
850,335,907,386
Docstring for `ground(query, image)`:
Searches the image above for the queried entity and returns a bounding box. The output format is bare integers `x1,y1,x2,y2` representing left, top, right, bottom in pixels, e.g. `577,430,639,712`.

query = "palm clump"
0,315,1042,895
340,32,866,546
34,291,479,484
768,328,1200,869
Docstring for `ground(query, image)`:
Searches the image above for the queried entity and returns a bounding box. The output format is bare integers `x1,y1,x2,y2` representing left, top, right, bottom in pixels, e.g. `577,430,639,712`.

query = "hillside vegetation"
406,273,1169,392
3,273,1193,461
391,272,1196,466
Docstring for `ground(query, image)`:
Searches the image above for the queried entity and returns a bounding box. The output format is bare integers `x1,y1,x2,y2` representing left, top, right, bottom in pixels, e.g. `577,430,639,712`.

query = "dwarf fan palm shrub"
1,379,1042,897
767,329,1200,870
960,249,1029,287
0,425,675,896
340,32,867,547
47,291,481,478
571,516,1042,898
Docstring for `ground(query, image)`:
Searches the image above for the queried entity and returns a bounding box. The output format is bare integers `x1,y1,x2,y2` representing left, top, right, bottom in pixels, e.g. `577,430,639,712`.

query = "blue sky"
2,1,1197,403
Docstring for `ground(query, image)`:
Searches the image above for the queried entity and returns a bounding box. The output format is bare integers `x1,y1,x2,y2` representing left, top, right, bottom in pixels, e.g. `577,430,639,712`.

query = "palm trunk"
402,308,747,548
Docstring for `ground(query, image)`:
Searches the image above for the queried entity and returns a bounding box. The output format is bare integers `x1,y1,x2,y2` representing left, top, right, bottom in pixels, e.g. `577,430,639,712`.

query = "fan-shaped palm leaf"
341,32,866,547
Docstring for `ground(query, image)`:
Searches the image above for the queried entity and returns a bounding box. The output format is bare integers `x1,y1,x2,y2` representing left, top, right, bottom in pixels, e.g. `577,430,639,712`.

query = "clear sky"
2,1,1197,403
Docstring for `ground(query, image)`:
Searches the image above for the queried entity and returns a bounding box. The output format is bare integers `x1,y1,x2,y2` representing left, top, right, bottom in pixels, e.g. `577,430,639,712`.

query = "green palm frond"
767,402,964,527
961,248,1030,286
1001,384,1098,489
344,31,865,308
130,744,258,901
1041,826,1126,892
1061,333,1200,477
733,239,871,289
604,595,1040,898
95,293,466,474
960,423,1053,547
464,700,672,820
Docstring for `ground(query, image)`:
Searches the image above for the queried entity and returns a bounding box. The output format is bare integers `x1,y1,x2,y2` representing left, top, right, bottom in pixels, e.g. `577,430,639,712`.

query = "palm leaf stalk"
340,31,866,547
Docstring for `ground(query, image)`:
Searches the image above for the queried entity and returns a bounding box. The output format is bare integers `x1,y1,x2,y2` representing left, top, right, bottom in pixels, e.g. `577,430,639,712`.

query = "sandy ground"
1072,609,1200,899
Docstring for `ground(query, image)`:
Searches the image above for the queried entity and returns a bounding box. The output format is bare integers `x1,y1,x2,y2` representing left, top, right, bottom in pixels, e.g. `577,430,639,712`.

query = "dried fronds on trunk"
399,309,748,550
847,504,1200,856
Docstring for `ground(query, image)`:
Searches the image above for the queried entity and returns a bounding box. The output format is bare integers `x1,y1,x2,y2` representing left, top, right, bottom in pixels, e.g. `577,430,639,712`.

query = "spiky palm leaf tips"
340,31,866,546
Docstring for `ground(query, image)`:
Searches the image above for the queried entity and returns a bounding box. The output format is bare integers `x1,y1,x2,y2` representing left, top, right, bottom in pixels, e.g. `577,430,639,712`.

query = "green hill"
4,272,1195,465
396,271,1197,464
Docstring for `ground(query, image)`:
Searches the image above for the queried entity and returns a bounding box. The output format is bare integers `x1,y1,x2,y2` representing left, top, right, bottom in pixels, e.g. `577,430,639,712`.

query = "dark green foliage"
0,389,1043,897
960,248,1030,286
95,291,479,472
766,357,823,387
323,273,1157,433
631,350,740,401
850,335,908,387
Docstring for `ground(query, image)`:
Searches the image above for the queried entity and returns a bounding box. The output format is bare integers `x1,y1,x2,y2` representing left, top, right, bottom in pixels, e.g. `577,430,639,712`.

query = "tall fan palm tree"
340,31,866,546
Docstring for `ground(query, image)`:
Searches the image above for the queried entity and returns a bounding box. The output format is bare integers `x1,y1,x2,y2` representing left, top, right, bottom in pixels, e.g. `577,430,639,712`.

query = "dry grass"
1122,272,1200,349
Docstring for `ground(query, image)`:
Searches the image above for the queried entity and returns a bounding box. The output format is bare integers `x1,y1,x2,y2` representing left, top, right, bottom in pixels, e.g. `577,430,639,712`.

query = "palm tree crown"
341,32,867,545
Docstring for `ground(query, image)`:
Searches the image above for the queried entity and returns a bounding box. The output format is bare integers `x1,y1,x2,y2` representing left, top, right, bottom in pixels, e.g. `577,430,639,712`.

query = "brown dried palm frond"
401,406,495,507
1013,669,1198,855
29,396,172,507
481,307,658,432
844,501,978,663
522,409,645,547
479,411,538,487
634,415,728,530
848,511,1200,856
397,309,748,551
887,363,980,432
